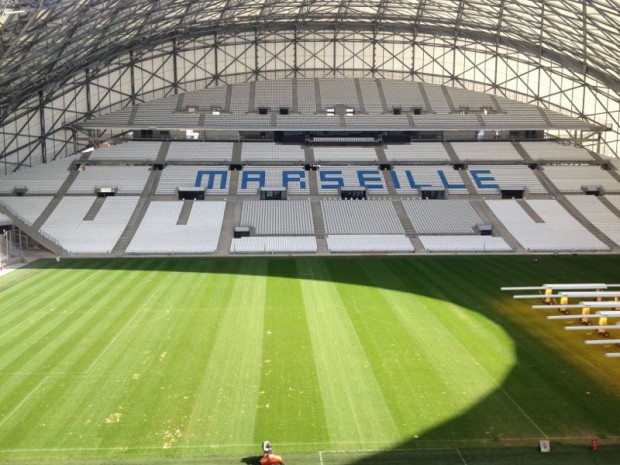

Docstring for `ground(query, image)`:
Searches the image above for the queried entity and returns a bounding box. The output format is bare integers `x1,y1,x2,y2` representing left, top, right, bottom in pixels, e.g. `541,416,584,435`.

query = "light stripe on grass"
300,260,399,449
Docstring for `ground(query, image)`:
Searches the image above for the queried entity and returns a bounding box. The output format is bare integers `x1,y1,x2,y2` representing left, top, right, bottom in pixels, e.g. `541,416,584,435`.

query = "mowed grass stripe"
0,264,115,340
253,259,329,451
0,263,141,375
182,259,269,453
0,262,177,450
19,260,237,455
300,259,399,448
371,258,540,441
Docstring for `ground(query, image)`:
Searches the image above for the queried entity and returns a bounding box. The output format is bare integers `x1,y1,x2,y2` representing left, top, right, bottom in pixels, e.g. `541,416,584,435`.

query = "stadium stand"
237,167,309,195
0,196,52,225
357,79,384,114
486,199,608,251
421,83,452,114
468,165,546,194
321,200,404,234
402,199,482,234
68,166,151,195
313,146,378,163
381,80,426,111
241,143,305,164
88,142,162,162
126,201,225,254
0,156,76,194
40,196,139,254
318,167,388,194
254,80,293,111
183,87,227,111
239,201,314,235
391,165,467,194
230,236,317,254
318,79,360,111
542,165,620,193
565,195,620,246
451,142,523,163
157,165,230,195
520,142,594,162
384,143,452,163
166,142,234,163
326,235,414,253
419,235,512,252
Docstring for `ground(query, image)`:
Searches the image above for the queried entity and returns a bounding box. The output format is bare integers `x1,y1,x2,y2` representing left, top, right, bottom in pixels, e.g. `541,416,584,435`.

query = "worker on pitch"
260,440,284,465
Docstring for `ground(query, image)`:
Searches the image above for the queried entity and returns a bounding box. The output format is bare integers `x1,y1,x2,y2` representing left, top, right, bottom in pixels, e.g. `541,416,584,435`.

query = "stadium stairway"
215,199,238,255
156,141,170,163
530,166,562,196
512,141,535,163
304,145,315,165
442,142,461,164
392,200,416,235
417,82,433,113
469,200,523,252
231,142,242,165
537,107,553,126
374,146,389,165
83,197,105,221
111,169,162,254
441,86,457,112
291,77,299,113
308,170,319,195
177,199,193,225
310,200,328,254
375,78,389,113
458,168,478,194
354,79,366,113
600,196,620,217
382,170,398,195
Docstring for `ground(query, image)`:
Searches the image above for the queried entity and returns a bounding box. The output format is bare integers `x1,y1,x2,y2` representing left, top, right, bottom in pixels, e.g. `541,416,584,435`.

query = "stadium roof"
1,0,620,121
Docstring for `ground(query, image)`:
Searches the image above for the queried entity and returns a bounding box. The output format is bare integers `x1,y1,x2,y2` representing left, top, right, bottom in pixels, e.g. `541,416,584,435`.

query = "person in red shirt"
260,440,284,465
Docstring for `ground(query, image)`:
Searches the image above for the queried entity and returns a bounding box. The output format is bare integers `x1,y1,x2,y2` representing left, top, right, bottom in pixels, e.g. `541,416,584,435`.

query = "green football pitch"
1,255,620,465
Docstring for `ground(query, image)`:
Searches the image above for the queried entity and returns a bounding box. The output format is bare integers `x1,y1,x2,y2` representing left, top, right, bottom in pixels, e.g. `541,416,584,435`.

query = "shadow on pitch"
13,254,620,464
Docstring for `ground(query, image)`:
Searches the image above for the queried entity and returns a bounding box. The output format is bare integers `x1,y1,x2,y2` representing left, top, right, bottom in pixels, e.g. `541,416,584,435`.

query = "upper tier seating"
240,201,314,235
68,166,151,194
451,142,523,162
40,196,139,254
421,83,451,114
241,143,305,163
126,201,225,254
542,165,620,193
319,79,360,111
254,79,293,110
381,80,425,111
166,142,234,163
321,200,404,234
313,146,377,163
486,199,607,251
357,79,383,114
297,78,317,114
183,87,227,111
402,199,482,234
446,86,494,111
384,143,452,163
230,83,251,113
89,142,162,162
0,156,75,194
520,142,594,162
